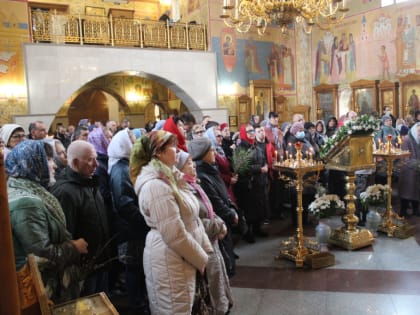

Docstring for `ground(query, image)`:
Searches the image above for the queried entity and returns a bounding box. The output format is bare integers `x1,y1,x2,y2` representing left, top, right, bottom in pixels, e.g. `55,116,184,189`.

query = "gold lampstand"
324,134,376,250
274,143,328,267
328,170,375,250
373,135,415,238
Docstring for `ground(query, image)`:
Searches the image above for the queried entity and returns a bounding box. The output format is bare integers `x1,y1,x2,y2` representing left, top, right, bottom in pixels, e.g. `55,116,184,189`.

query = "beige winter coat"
135,163,213,315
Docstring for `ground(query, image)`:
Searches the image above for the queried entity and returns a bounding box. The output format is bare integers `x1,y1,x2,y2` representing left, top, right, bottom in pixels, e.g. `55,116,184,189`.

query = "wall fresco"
312,2,420,86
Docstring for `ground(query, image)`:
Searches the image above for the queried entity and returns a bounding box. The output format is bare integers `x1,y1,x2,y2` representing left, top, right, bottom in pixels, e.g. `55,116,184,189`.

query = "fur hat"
187,137,212,161
176,150,190,170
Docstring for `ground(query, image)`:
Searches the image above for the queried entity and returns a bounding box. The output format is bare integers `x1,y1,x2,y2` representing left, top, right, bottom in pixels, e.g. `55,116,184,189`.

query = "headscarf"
205,126,225,157
152,119,166,131
239,124,255,145
0,124,25,147
315,120,326,135
183,173,215,220
129,130,177,184
290,122,304,136
88,127,110,155
6,140,50,188
163,117,187,152
107,128,133,174
381,115,392,125
220,123,228,132
281,122,291,134
44,138,66,172
78,118,89,127
410,122,420,144
175,150,190,170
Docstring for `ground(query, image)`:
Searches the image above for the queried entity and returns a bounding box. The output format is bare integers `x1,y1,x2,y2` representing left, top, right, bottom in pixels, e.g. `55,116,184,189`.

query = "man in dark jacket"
51,140,110,296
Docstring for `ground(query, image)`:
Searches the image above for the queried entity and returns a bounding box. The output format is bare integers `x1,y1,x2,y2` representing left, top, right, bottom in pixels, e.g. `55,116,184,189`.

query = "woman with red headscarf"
233,124,268,243
163,116,188,152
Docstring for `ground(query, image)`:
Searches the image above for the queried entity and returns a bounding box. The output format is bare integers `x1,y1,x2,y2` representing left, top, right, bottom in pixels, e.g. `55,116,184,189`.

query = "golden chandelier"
220,0,349,35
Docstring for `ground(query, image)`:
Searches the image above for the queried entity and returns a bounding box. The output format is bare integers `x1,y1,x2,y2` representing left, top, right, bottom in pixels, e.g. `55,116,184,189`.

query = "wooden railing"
30,10,207,51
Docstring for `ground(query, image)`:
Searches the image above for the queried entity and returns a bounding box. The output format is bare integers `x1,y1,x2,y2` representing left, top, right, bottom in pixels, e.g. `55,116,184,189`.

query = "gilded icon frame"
399,74,420,118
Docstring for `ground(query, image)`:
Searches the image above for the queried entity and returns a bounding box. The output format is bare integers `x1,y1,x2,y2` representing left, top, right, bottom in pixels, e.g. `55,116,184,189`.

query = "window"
381,0,409,7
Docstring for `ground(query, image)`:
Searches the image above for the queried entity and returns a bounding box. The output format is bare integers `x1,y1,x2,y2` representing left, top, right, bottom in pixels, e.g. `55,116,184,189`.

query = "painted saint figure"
408,89,420,114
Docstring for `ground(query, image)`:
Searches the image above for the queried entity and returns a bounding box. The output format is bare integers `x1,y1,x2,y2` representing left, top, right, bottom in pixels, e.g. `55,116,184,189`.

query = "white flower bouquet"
320,114,380,159
308,194,345,218
360,184,388,207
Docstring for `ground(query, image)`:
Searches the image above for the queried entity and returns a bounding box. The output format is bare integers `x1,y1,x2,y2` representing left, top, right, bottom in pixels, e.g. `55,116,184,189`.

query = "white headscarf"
410,122,420,144
0,124,25,147
107,128,133,174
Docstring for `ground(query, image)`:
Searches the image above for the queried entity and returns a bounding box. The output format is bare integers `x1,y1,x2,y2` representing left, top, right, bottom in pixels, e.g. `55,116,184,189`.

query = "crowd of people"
1,107,420,315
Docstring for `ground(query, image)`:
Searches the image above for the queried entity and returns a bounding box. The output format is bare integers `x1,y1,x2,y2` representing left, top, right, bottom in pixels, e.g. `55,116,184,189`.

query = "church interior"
1,0,420,314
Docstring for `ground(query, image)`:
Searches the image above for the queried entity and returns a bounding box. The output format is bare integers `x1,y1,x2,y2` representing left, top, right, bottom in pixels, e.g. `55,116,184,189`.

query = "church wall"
1,0,419,128
311,0,420,117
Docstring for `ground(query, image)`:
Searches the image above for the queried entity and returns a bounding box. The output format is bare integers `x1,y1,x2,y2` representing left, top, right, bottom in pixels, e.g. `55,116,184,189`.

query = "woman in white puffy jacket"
130,130,213,315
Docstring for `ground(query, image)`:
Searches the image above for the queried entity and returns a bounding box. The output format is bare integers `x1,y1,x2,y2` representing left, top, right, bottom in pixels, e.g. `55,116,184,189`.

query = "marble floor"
228,215,420,315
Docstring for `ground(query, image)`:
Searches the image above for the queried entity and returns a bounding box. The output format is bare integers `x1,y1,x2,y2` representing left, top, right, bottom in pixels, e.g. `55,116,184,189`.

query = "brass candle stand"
274,143,327,268
324,134,376,250
373,136,415,238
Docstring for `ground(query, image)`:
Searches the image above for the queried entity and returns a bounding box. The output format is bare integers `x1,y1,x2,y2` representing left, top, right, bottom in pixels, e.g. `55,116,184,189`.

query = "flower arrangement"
319,114,380,159
308,194,345,218
359,184,388,207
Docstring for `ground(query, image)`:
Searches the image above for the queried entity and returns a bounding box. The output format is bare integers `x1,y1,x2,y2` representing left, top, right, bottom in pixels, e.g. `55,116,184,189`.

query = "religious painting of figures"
400,74,420,117
212,25,296,96
267,43,295,91
318,92,335,123
311,2,420,85
382,90,394,110
406,88,420,115
220,28,237,73
253,88,272,119
338,86,352,116
356,88,375,115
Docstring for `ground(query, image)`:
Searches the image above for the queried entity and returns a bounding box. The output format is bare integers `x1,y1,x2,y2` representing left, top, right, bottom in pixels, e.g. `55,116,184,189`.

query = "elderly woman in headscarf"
188,137,239,278
375,115,399,147
176,150,233,315
6,140,88,304
205,126,238,203
398,122,420,217
44,138,68,178
286,121,314,159
108,128,150,313
130,130,212,315
0,123,26,160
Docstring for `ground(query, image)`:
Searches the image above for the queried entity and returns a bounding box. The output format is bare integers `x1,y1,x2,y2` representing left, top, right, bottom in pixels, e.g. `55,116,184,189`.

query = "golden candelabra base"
373,148,415,238
329,226,374,250
275,236,321,268
378,212,416,239
274,155,333,268
328,171,375,250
